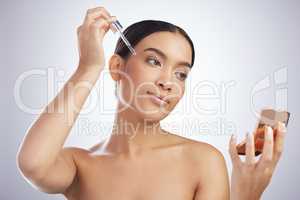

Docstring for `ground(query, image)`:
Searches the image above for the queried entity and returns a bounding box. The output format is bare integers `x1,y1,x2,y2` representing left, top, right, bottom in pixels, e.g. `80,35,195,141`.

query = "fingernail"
279,121,287,133
266,126,272,139
111,16,117,22
109,18,116,23
264,125,269,131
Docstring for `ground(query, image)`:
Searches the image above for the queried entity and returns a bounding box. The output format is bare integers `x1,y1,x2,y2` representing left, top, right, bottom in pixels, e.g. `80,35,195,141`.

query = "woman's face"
117,31,192,122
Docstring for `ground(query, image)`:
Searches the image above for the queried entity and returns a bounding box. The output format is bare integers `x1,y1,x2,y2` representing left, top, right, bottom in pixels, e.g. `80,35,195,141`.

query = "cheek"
168,85,185,107
126,60,158,91
118,61,150,103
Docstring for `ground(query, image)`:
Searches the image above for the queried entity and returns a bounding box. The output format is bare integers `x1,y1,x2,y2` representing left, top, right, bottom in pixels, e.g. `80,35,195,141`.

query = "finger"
254,137,264,155
84,12,110,27
254,127,265,139
77,25,83,36
92,6,111,18
107,16,118,32
89,18,111,39
245,132,255,165
260,126,274,166
107,16,117,23
86,6,111,19
84,7,112,25
229,134,241,167
273,121,286,163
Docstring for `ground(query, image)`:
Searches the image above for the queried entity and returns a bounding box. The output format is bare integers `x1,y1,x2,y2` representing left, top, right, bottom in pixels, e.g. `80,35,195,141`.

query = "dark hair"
114,19,195,67
113,20,195,98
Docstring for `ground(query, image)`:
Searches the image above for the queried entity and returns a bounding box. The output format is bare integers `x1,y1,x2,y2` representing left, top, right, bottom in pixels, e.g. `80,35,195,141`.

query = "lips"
146,91,169,105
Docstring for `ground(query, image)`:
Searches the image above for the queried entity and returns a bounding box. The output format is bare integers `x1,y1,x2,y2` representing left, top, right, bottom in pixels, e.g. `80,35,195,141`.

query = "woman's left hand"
229,122,287,200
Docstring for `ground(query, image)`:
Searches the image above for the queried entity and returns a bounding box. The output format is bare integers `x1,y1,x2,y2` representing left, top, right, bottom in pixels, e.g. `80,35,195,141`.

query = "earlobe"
109,54,125,81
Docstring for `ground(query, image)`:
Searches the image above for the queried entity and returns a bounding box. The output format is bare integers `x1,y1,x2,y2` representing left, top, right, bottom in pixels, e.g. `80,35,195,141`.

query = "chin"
138,111,169,123
133,103,171,123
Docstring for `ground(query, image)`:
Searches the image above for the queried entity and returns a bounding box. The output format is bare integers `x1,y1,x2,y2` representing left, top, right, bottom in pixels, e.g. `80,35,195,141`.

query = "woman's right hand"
77,7,116,72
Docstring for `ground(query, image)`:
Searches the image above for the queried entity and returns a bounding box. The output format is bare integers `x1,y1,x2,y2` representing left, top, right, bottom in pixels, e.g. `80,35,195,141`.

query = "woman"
17,6,287,200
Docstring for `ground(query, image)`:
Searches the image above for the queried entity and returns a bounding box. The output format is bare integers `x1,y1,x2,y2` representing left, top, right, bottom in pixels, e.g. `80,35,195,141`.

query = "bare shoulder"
62,139,106,156
62,146,91,156
187,139,225,166
165,132,225,164
187,139,224,161
165,133,229,198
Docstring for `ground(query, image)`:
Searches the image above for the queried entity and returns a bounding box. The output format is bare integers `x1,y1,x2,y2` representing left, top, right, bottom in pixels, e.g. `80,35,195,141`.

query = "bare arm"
16,7,116,194
194,146,230,200
17,67,101,193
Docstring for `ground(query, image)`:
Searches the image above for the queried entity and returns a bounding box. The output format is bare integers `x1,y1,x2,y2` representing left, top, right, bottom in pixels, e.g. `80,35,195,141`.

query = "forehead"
134,31,192,64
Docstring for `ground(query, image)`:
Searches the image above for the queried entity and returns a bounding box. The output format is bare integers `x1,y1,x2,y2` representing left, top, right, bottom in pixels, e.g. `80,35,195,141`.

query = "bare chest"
65,153,198,200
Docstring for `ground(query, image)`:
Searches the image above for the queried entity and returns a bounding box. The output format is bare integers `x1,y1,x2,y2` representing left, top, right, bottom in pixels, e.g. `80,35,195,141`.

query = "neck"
102,102,168,156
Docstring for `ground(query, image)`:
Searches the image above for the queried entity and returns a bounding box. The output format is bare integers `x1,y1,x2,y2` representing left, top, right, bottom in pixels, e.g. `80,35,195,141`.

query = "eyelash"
176,72,187,81
146,56,161,66
145,56,188,81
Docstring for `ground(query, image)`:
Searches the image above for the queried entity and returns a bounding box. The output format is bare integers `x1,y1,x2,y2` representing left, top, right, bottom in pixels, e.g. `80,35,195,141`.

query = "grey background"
1,0,299,199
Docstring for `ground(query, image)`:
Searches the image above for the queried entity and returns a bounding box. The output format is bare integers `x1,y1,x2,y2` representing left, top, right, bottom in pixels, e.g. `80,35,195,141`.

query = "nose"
156,78,173,92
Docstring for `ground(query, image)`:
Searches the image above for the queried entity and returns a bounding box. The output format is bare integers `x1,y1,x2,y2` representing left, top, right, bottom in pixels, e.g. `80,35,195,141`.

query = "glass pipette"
111,20,137,56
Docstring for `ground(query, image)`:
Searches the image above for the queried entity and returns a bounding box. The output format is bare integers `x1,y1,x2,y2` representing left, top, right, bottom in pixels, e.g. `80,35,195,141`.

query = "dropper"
110,20,137,56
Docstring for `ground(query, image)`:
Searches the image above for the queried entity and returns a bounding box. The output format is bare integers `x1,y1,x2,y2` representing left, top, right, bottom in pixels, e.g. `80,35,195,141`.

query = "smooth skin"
17,6,287,200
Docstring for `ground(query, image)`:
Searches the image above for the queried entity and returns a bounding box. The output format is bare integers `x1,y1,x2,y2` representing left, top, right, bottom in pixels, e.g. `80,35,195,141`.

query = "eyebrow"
143,47,192,68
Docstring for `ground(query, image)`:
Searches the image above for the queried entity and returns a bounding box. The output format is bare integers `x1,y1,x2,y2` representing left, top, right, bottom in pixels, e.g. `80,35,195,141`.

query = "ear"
108,54,125,81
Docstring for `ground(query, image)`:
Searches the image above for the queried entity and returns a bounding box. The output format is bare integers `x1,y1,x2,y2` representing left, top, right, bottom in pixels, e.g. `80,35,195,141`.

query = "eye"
175,72,188,81
146,56,161,66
